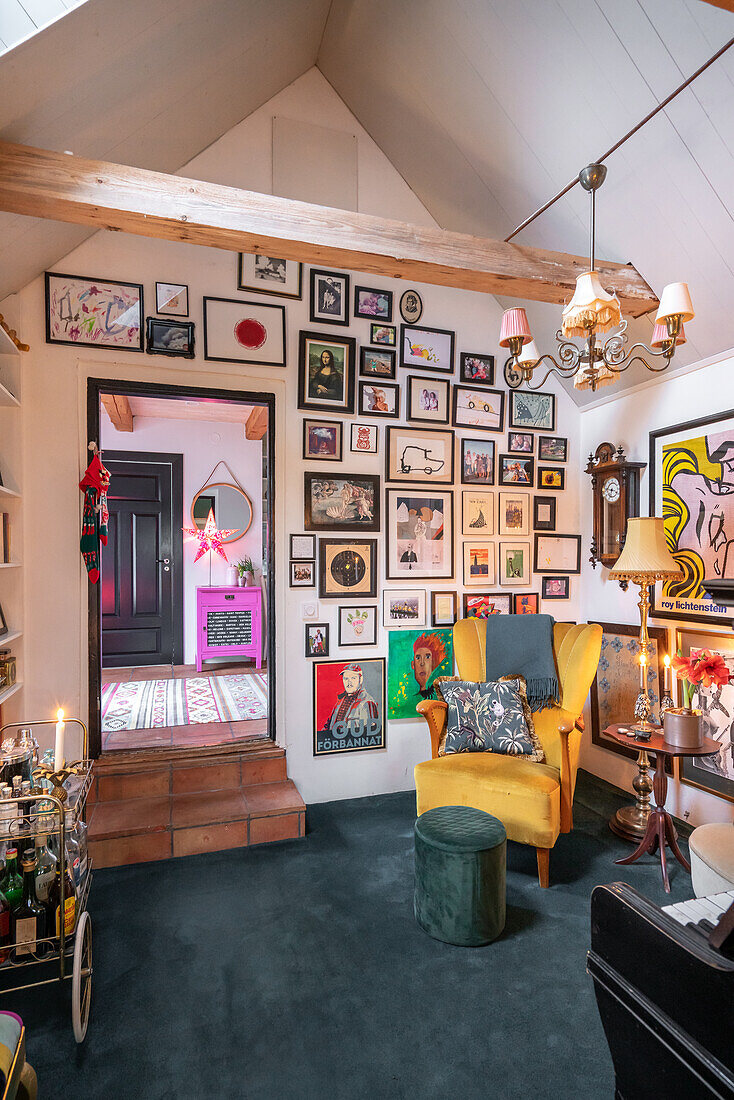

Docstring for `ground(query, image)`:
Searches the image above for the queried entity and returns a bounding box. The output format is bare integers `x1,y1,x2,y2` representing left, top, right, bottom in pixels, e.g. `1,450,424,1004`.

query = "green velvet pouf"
414,805,507,947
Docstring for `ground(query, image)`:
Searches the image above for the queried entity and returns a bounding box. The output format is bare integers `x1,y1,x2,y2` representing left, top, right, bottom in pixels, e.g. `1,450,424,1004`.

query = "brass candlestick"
33,760,84,803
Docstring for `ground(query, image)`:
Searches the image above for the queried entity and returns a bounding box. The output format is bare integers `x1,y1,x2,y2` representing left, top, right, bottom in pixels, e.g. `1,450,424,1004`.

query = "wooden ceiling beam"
699,1,734,13
101,393,133,433
245,406,268,440
0,142,659,316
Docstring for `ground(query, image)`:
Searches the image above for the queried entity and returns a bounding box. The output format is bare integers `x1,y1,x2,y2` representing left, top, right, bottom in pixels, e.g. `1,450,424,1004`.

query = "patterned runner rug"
101,673,268,732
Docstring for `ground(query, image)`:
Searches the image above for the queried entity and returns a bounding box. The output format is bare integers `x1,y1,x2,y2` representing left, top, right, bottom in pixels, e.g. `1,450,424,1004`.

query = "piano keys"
662,889,734,955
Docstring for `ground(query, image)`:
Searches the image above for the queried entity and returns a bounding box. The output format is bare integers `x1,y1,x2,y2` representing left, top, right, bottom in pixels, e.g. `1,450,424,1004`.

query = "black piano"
588,883,734,1099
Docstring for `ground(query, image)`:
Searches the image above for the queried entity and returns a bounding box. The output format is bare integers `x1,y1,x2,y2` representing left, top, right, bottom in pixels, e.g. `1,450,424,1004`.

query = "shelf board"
0,382,19,408
0,327,20,358
0,631,22,646
0,485,20,500
0,682,22,707
0,563,21,569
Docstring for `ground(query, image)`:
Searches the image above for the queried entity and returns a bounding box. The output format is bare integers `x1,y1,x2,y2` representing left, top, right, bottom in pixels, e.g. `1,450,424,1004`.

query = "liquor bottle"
12,858,46,959
0,791,14,871
65,811,81,891
0,886,9,964
71,816,88,889
33,835,55,958
0,849,22,910
17,782,35,862
49,861,76,939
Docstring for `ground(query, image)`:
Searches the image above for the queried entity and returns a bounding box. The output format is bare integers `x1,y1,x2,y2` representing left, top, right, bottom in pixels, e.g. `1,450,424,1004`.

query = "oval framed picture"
399,288,423,324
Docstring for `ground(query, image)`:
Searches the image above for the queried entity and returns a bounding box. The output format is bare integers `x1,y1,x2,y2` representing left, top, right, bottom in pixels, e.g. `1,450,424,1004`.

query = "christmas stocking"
80,486,101,583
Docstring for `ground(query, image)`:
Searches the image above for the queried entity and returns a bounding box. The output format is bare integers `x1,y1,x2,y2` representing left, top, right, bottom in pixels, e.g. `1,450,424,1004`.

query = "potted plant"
237,557,256,587
667,648,730,747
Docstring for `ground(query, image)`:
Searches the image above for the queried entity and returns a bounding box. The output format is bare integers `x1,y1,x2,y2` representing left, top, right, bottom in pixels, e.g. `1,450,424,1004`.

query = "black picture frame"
155,282,189,316
498,454,534,488
290,560,316,588
533,533,582,574
507,431,534,454
0,599,7,639
400,324,455,374
309,269,350,326
538,435,568,462
513,592,539,615
305,623,329,658
290,534,316,560
459,352,495,386
298,331,356,415
203,297,287,367
675,627,734,804
537,466,566,491
237,254,303,299
302,418,343,462
358,380,400,419
385,488,454,581
338,605,378,647
304,472,381,533
145,317,195,358
385,426,455,485
509,390,556,432
370,322,396,346
45,272,144,352
399,289,423,324
431,591,458,626
460,438,495,485
360,346,396,380
407,375,450,425
354,286,393,322
541,576,569,600
452,386,505,433
319,538,378,600
463,592,511,618
313,657,386,756
533,495,557,531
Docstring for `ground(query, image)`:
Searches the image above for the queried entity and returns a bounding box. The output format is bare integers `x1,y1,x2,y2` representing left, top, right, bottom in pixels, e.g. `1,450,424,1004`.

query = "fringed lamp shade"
609,517,683,583
573,362,616,390
655,282,694,325
651,321,686,349
499,307,532,349
561,271,622,338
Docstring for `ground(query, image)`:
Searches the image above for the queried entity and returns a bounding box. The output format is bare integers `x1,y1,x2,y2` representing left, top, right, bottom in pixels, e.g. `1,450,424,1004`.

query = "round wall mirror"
191,482,254,544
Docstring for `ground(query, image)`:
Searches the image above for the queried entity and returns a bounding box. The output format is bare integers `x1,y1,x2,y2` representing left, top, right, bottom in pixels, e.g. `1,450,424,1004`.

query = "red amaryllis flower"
671,653,695,681
690,650,730,690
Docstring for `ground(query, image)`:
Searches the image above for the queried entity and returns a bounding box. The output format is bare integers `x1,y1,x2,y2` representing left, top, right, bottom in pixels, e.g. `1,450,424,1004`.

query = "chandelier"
499,164,694,393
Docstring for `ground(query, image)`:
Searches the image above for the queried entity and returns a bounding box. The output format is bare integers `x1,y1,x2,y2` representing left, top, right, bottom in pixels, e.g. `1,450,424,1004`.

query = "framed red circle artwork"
234,317,267,349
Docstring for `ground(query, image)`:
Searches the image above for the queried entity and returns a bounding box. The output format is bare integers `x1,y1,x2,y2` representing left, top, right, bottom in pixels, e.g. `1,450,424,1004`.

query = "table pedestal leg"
614,751,682,893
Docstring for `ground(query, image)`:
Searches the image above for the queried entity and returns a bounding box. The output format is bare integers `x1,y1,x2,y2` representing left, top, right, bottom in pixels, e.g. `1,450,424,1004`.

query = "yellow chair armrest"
556,711,582,834
416,699,447,759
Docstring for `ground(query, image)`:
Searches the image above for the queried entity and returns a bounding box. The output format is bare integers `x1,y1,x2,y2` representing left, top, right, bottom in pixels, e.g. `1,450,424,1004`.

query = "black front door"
101,453,184,668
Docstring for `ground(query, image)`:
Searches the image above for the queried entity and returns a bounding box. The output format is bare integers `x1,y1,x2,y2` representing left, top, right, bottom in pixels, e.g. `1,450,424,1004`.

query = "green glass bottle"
12,858,46,960
0,849,23,910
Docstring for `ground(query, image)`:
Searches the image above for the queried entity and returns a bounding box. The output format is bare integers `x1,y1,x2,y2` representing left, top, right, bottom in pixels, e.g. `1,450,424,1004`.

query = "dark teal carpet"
10,772,691,1099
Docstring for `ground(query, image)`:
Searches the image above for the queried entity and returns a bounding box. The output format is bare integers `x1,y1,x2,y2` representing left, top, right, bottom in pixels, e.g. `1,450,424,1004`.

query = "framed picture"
350,423,378,454
354,286,392,322
309,269,350,326
407,376,450,425
499,454,534,487
370,323,396,346
400,324,454,374
338,605,378,647
537,467,565,491
0,599,7,639
533,533,581,574
387,627,454,719
498,491,530,536
463,593,511,618
360,346,396,380
359,381,400,419
508,431,534,454
291,560,315,587
305,623,329,658
499,541,531,586
45,272,143,351
298,331,356,415
460,438,494,485
509,391,556,432
203,296,286,366
237,253,302,299
290,534,316,560
385,426,454,486
383,589,427,628
533,496,557,531
431,591,458,626
313,658,386,756
304,473,380,533
155,282,188,316
452,386,504,433
385,489,454,580
319,538,377,599
463,542,494,586
675,628,734,804
459,352,495,386
302,418,343,462
513,592,539,615
538,435,568,462
145,317,194,358
649,409,734,627
399,288,423,324
542,576,569,600
462,490,494,535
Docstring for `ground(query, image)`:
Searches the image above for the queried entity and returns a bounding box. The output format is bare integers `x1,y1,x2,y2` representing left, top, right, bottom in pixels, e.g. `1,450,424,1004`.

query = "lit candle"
639,652,647,690
54,708,65,771
663,653,671,692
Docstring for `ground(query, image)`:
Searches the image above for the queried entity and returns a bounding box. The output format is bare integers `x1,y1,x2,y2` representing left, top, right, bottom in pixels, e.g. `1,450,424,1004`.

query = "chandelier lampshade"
561,271,622,338
517,338,540,369
651,321,686,349
499,307,532,349
655,282,694,325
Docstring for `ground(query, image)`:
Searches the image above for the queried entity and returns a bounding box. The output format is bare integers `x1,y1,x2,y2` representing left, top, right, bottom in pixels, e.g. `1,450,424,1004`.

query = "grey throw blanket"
485,614,559,711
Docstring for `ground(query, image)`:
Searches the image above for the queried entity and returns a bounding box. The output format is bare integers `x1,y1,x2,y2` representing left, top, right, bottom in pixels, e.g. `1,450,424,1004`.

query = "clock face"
330,549,366,588
602,476,621,503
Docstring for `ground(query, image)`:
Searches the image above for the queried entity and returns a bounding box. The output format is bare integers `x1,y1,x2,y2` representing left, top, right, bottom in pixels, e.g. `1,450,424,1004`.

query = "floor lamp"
607,517,683,843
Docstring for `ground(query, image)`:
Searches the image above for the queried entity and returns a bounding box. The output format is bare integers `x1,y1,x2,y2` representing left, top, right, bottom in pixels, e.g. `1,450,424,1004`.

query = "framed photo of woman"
309,269,350,326
298,331,356,414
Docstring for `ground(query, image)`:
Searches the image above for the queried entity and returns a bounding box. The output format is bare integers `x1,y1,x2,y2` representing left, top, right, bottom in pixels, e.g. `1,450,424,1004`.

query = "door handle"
157,557,171,572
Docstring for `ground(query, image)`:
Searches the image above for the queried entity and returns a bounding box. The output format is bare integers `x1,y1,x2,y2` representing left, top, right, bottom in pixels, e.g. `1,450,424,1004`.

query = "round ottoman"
689,823,734,898
414,805,506,947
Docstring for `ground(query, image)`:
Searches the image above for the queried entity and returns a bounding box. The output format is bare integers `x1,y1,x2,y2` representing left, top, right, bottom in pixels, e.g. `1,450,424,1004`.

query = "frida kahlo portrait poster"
650,411,734,625
387,628,454,720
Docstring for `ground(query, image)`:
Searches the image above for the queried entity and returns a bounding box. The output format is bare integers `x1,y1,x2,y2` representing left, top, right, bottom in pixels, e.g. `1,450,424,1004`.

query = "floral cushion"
436,677,545,761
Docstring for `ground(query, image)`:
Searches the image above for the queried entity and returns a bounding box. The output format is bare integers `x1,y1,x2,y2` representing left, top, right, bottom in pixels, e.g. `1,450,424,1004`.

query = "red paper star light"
183,508,234,562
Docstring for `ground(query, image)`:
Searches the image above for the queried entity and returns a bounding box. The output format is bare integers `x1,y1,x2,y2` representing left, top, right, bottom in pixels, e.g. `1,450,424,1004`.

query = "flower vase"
663,707,703,749
245,571,255,587
237,575,245,587
227,566,238,587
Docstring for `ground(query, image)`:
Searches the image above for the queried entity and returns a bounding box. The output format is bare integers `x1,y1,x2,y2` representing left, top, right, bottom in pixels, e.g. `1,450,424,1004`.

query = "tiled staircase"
87,742,305,868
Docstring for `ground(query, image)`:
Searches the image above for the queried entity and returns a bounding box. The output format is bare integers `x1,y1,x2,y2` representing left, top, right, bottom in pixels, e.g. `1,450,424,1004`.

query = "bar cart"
0,719,93,1043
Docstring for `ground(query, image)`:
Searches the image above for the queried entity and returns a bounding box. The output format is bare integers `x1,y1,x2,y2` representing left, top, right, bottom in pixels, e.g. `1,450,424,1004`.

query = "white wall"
100,413,263,665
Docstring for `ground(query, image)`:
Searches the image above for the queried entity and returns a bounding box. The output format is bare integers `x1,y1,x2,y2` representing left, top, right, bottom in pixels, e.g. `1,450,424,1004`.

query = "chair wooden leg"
536,847,550,888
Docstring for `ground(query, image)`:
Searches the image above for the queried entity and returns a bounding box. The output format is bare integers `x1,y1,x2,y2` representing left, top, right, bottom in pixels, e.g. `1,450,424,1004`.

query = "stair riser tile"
88,833,172,869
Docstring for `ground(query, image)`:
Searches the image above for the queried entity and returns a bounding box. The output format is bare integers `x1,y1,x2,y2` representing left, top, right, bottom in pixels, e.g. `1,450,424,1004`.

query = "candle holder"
659,692,675,721
33,760,84,803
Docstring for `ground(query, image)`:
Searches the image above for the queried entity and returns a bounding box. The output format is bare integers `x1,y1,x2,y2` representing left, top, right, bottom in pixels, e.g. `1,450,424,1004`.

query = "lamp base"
609,803,651,843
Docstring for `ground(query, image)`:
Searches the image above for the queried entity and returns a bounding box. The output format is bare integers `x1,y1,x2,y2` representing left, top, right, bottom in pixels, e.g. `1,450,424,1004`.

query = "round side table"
602,723,720,893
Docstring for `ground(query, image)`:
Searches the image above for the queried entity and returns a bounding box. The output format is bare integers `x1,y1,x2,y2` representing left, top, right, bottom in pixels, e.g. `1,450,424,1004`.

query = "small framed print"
309,269,350,326
350,423,378,454
339,605,378,646
400,324,454,374
313,658,386,756
462,490,494,535
305,623,329,657
533,496,557,531
509,390,556,431
461,438,494,485
383,589,427,628
304,472,380,533
203,297,286,366
508,431,534,454
386,427,455,486
298,331,356,414
498,491,530,536
537,467,565,491
459,352,495,386
542,576,570,600
303,418,343,462
675,628,734,804
291,560,315,587
145,317,194,358
499,454,534,487
452,386,504,433
360,346,396,379
354,286,393,322
237,254,302,299
290,534,316,560
319,538,377,599
538,435,568,462
463,542,494,586
499,541,531,586
513,592,539,615
155,282,188,316
463,593,511,618
370,323,396,346
359,381,400,419
533,533,581,574
399,288,423,324
407,376,450,425
431,591,458,626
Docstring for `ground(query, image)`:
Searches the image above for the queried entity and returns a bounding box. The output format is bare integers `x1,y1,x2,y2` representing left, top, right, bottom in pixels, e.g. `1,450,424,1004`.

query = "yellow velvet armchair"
415,619,602,887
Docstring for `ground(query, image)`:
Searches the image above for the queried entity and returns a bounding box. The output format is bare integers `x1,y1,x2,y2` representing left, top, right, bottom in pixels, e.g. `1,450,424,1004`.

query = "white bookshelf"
0,682,23,708
0,315,25,721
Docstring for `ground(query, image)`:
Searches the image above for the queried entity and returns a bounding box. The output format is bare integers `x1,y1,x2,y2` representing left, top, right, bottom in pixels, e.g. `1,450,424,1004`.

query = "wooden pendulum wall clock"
586,443,646,580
